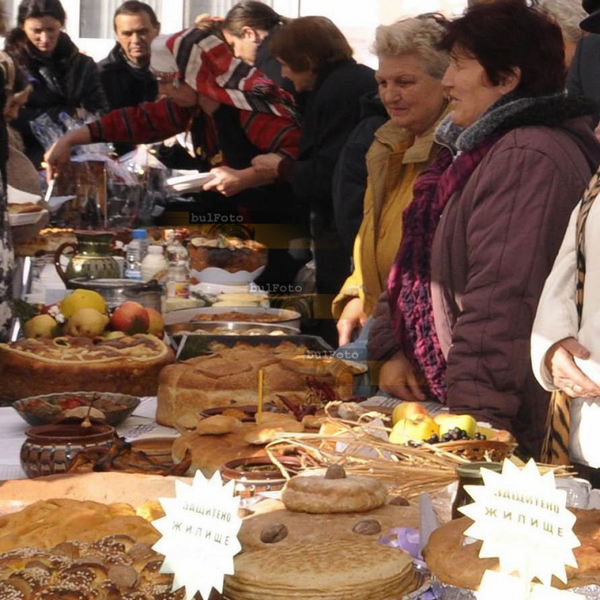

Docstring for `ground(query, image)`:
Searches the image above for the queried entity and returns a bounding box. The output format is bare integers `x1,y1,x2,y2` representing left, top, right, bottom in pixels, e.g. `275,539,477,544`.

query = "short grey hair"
536,0,586,43
372,14,450,80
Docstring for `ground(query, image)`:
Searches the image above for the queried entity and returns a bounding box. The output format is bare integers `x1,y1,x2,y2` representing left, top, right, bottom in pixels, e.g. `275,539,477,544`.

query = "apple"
434,413,477,438
389,415,439,444
110,301,150,335
392,401,430,425
145,307,165,339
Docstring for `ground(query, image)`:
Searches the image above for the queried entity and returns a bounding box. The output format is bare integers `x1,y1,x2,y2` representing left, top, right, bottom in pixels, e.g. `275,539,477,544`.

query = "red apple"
110,301,150,335
145,307,165,339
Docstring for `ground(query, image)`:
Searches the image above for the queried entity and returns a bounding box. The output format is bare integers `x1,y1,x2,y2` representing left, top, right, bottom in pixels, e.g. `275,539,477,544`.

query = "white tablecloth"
0,397,176,480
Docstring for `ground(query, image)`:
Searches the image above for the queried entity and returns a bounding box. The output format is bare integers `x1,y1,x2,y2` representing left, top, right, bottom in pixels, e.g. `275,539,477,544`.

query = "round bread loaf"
282,473,388,514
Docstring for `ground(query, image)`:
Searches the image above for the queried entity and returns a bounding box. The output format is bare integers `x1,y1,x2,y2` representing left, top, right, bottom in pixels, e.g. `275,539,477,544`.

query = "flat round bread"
239,501,420,551
224,539,417,600
282,472,387,514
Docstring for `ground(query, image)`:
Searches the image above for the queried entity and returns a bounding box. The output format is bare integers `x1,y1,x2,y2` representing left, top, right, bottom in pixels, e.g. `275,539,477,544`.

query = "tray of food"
175,333,333,361
164,306,302,330
166,321,299,338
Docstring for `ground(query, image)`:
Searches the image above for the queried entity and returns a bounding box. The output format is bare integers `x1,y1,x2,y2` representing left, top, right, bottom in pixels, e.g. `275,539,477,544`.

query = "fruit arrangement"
388,401,498,446
21,290,165,340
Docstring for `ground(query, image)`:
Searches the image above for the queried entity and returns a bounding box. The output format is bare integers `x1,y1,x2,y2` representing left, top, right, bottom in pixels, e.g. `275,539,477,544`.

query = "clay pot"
221,455,303,498
20,418,117,478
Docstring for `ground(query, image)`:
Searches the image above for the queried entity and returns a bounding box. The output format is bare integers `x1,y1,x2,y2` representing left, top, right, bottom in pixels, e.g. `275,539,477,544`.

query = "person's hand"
336,297,367,346
203,166,246,197
544,337,600,397
378,350,426,402
44,137,73,181
251,153,283,178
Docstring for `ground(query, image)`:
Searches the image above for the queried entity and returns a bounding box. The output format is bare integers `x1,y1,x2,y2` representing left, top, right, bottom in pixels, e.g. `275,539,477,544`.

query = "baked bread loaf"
0,498,159,553
156,345,353,427
282,471,388,514
423,510,600,590
189,236,267,274
0,533,196,600
0,334,174,401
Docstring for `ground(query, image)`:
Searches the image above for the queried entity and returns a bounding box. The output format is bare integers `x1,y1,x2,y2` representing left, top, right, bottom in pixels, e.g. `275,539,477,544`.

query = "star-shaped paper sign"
460,459,580,587
152,471,243,600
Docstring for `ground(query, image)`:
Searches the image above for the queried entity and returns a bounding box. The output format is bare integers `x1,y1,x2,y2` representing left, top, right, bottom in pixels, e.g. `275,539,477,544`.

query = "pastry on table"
0,334,174,401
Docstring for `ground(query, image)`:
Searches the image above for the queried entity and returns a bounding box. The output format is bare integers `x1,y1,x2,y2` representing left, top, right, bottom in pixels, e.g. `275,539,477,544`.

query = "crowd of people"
2,0,600,485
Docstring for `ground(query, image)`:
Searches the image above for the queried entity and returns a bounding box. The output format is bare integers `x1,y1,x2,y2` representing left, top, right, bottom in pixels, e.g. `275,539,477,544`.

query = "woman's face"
376,53,446,136
22,16,62,56
442,47,519,128
157,79,197,107
278,59,316,92
223,27,260,66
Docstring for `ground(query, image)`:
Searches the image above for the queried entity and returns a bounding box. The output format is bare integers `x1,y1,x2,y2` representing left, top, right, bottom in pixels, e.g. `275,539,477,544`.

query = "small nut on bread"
325,464,346,480
352,519,382,535
389,496,410,507
260,524,288,544
196,415,242,436
301,414,325,429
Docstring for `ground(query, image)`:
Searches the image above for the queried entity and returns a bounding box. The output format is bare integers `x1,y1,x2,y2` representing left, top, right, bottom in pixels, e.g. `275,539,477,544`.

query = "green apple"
434,413,477,438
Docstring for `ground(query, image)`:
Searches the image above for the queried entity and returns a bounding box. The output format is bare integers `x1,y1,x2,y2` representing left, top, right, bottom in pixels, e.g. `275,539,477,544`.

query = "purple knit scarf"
387,135,499,403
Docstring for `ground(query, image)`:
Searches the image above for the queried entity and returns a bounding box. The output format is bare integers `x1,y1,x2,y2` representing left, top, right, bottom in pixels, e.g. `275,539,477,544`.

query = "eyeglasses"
151,70,181,89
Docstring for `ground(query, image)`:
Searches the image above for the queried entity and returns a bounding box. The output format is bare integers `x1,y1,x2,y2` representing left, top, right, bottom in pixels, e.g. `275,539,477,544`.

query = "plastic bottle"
166,231,190,299
141,245,169,282
125,229,149,280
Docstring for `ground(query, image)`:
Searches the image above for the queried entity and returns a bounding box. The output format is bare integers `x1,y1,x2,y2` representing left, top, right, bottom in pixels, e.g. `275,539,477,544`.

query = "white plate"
7,186,42,204
8,208,47,227
190,265,265,285
166,172,215,193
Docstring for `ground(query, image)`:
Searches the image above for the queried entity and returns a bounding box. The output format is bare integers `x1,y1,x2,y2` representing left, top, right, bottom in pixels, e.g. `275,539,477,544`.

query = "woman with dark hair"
252,17,378,343
222,0,290,88
4,0,108,166
368,0,600,459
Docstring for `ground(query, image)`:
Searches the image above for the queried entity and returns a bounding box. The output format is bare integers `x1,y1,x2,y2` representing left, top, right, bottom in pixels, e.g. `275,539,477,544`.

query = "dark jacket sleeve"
445,142,586,431
333,115,387,255
77,55,109,115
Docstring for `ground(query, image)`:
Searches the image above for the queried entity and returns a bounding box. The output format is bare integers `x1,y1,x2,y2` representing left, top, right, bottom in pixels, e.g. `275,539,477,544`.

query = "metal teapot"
54,230,120,286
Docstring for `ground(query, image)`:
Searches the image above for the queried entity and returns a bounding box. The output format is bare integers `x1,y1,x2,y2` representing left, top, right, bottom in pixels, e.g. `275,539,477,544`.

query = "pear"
60,289,106,319
24,314,59,339
65,308,109,338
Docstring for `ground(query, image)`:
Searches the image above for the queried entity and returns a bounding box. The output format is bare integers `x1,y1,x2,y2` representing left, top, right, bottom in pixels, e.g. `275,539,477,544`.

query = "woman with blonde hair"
333,14,450,346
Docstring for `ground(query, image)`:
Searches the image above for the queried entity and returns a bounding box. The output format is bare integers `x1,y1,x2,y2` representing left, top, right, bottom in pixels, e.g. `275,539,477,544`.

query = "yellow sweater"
332,114,447,319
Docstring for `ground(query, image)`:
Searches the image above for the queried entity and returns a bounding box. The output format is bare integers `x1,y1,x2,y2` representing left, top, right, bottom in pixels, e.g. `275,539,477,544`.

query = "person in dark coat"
4,0,108,167
97,1,159,155
97,1,159,112
252,17,378,344
332,91,388,258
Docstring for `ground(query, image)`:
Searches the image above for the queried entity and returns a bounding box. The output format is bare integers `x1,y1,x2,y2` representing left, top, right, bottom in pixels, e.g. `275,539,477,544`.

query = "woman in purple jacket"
367,0,600,458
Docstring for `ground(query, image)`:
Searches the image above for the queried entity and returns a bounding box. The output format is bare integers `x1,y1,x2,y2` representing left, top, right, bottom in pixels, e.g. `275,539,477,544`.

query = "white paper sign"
477,571,583,600
460,459,580,589
152,471,243,600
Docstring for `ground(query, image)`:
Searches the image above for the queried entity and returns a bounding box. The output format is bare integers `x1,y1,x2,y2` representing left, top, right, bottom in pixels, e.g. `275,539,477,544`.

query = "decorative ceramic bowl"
21,418,117,478
13,392,140,426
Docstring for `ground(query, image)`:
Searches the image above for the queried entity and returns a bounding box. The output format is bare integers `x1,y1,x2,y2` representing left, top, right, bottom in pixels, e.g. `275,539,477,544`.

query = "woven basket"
432,439,516,462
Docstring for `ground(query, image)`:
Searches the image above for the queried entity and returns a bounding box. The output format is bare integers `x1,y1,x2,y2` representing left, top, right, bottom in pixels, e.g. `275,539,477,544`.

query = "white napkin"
7,184,42,204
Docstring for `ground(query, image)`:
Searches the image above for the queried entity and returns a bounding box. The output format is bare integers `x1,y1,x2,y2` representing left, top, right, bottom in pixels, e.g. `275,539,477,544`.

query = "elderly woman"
333,15,450,346
368,0,600,459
